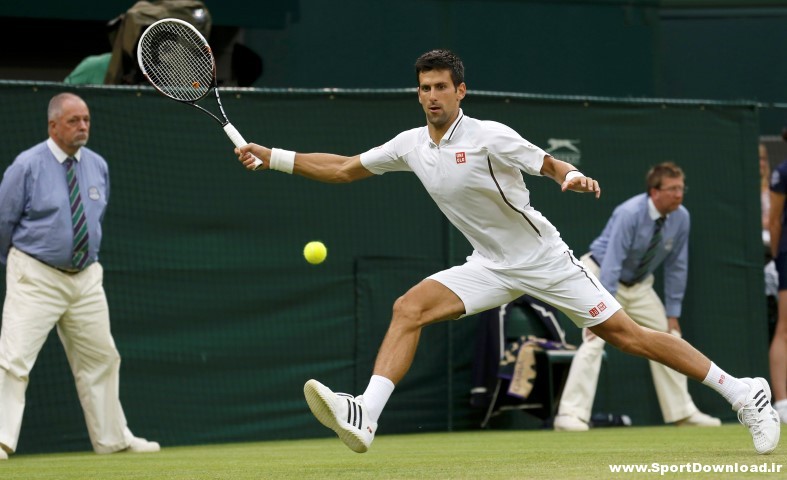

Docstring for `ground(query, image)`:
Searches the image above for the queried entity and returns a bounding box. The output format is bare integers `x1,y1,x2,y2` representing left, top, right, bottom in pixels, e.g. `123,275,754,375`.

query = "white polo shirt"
360,109,570,269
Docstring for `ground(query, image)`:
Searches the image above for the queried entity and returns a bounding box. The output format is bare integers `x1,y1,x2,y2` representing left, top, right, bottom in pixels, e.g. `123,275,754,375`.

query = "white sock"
361,375,395,423
701,362,749,407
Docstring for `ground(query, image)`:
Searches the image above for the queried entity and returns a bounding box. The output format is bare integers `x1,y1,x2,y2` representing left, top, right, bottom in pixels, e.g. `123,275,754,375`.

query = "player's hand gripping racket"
137,18,263,169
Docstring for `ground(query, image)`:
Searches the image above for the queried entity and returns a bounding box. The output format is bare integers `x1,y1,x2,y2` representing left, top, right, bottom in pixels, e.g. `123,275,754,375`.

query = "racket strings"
139,22,214,102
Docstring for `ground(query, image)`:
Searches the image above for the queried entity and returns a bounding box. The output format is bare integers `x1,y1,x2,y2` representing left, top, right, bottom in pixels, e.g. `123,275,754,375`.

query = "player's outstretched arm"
236,144,374,183
540,154,601,198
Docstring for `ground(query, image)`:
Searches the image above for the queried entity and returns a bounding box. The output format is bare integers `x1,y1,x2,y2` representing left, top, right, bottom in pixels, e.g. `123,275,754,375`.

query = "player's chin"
426,112,448,127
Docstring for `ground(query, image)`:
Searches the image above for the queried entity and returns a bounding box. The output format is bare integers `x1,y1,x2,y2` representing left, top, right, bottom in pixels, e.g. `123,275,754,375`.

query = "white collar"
47,138,81,164
647,197,666,221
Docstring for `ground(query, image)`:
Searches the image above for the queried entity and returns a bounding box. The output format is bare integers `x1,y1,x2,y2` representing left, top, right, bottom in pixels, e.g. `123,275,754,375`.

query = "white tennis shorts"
428,250,621,328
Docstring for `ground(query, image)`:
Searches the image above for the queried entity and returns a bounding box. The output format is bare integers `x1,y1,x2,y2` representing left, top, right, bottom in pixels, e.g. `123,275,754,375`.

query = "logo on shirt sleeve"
455,152,466,164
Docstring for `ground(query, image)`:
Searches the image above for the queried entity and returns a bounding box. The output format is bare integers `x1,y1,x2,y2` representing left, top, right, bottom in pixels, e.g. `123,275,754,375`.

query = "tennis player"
236,49,780,455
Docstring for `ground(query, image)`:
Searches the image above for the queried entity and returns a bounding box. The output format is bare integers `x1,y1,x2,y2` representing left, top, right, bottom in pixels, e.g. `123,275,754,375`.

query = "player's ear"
456,82,467,100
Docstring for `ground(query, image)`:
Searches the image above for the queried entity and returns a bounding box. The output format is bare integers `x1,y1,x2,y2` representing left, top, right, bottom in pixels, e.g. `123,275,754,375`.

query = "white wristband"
270,148,296,174
564,170,584,182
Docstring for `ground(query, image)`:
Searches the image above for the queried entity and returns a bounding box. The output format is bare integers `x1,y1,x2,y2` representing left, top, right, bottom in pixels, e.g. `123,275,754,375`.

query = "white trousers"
556,253,698,424
0,247,133,453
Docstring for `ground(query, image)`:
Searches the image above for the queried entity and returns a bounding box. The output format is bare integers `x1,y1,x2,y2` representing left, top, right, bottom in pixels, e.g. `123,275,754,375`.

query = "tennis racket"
136,18,263,169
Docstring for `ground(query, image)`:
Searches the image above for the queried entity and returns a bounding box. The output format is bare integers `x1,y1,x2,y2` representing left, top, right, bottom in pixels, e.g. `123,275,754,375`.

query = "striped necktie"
65,157,90,269
633,216,665,282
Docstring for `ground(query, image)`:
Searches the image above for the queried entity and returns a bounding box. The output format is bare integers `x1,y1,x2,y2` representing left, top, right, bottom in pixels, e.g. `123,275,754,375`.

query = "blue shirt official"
0,137,109,269
589,192,690,318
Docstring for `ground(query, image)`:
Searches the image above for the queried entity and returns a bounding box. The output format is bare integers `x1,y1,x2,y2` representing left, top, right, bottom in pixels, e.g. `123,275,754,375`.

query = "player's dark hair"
415,49,465,89
646,162,684,191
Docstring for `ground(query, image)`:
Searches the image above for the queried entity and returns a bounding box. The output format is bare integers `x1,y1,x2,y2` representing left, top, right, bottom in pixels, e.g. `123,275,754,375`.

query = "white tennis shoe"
675,411,721,427
553,414,590,432
304,379,376,453
125,436,160,453
734,377,780,454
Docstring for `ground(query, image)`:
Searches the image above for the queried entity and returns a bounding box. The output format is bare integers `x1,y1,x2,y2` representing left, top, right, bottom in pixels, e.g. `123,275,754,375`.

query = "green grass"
2,425,785,479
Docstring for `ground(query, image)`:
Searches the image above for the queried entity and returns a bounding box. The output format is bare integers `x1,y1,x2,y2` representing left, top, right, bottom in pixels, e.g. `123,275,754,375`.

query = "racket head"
137,18,216,102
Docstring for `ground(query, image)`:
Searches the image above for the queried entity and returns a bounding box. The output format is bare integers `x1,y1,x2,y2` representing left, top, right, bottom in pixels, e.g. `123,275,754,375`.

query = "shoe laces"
335,393,370,432
737,389,775,437
336,393,360,406
738,406,766,435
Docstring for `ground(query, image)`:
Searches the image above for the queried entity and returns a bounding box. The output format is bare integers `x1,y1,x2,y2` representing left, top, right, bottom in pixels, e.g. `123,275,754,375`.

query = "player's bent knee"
391,295,432,328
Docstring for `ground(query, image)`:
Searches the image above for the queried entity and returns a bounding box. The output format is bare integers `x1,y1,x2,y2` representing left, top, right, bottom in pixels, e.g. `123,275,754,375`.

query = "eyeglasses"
658,186,688,194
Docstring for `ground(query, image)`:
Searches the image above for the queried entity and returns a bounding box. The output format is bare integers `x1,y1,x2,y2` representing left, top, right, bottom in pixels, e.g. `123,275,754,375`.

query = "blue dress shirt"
589,193,690,318
0,139,109,269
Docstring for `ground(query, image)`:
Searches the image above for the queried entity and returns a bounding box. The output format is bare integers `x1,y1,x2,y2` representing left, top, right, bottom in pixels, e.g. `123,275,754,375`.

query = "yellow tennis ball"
303,241,327,265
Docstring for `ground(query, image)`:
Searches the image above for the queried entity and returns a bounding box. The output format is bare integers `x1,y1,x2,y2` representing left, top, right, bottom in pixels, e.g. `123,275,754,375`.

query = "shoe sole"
127,444,161,453
304,380,369,453
553,425,589,432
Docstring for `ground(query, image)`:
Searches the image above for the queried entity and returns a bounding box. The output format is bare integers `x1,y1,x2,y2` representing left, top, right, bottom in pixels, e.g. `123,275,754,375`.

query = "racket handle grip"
224,123,263,169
